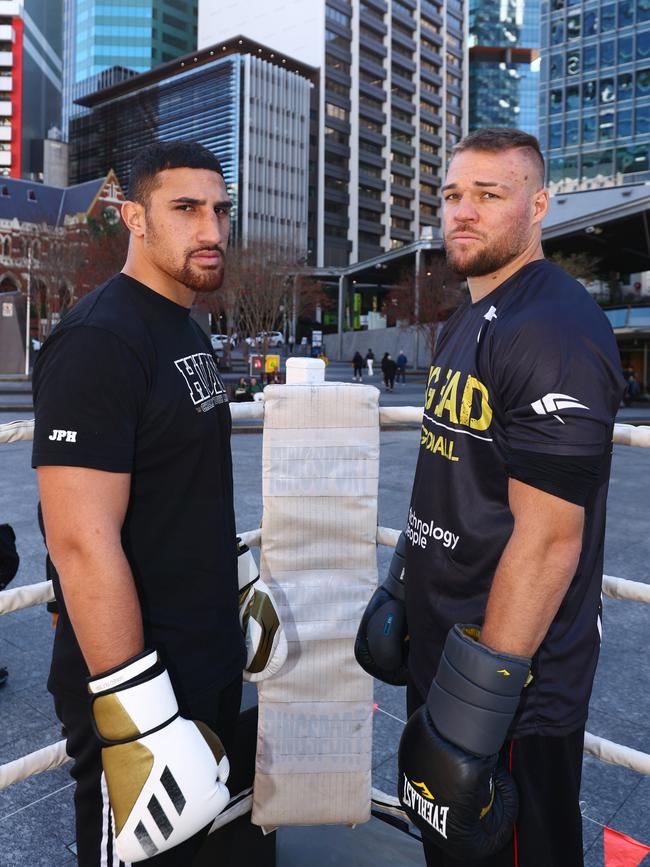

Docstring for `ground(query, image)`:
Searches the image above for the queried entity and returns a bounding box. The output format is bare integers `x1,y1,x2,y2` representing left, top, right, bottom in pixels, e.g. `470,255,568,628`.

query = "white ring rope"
0,739,69,790
0,580,54,614
583,732,650,776
3,415,650,446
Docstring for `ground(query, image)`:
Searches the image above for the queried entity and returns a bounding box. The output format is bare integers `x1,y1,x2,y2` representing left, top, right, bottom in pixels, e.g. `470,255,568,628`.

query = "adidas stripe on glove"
237,537,288,682
88,650,230,863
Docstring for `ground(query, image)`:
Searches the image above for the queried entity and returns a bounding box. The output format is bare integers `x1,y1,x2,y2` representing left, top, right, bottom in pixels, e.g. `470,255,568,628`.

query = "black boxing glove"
355,531,408,686
398,625,531,860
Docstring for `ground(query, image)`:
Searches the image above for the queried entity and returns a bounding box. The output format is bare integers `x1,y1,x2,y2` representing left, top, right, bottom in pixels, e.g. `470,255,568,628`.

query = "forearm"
481,481,584,658
50,539,144,675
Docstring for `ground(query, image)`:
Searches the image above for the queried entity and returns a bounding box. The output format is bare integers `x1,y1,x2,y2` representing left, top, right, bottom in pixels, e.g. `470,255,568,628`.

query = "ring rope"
3,415,650,447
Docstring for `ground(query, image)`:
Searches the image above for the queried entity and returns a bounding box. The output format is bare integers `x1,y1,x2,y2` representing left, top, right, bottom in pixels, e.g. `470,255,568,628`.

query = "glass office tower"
540,0,650,191
468,0,540,136
62,0,197,137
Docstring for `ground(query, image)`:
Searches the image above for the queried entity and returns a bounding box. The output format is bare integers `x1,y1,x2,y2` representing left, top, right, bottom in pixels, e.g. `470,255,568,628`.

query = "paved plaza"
0,371,648,865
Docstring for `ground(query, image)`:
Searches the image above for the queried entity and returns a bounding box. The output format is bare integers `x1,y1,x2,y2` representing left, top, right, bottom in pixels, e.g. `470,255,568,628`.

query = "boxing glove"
398,625,530,860
88,650,230,863
237,537,288,682
355,530,409,685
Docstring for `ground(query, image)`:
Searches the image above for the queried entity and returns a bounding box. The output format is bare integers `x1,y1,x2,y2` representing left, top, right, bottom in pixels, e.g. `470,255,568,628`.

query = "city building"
62,0,197,138
540,0,650,192
0,0,63,179
468,0,540,135
69,37,315,253
199,0,468,268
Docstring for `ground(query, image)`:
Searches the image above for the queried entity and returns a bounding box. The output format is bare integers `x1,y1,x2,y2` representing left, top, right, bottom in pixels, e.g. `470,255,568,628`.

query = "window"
618,72,633,101
618,109,633,137
326,6,349,27
360,185,382,201
420,182,436,196
326,29,349,50
619,36,633,64
550,122,562,148
619,1,634,27
581,149,613,179
391,151,411,165
327,78,348,97
583,45,597,71
360,162,383,178
640,0,650,23
601,41,615,68
638,31,650,60
360,116,383,133
326,103,348,121
392,130,412,144
566,50,580,75
551,21,564,44
549,54,563,78
550,89,563,113
600,4,616,31
566,85,580,110
360,94,384,112
600,79,615,103
599,111,614,140
617,144,649,175
390,194,410,208
566,118,579,145
359,208,382,223
584,9,597,35
421,141,437,155
636,67,650,96
583,80,597,106
567,14,580,39
327,54,350,75
325,126,348,145
636,103,650,135
27,190,36,202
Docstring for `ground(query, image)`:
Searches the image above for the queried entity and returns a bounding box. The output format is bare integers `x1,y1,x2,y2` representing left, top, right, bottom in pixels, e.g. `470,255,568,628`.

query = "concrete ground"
0,374,649,865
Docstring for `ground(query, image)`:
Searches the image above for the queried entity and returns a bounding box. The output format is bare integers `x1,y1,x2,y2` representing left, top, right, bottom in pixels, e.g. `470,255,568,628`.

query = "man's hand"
355,531,409,685
89,650,230,862
399,625,529,859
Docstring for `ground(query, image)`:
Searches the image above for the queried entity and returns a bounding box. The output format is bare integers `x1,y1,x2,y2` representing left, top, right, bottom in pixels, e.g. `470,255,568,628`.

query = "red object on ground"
603,826,650,867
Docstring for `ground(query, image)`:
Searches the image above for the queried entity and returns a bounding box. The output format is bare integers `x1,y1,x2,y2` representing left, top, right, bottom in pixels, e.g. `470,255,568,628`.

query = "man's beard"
444,223,529,277
177,249,225,294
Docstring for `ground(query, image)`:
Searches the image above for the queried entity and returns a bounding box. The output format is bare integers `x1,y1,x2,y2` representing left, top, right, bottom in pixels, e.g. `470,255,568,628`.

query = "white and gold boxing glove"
88,650,230,863
237,537,288,682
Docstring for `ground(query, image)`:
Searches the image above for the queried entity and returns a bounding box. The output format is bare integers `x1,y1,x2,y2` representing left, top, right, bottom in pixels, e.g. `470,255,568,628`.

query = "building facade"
199,0,468,268
468,0,540,135
69,38,313,253
540,0,650,192
62,0,197,138
0,0,63,180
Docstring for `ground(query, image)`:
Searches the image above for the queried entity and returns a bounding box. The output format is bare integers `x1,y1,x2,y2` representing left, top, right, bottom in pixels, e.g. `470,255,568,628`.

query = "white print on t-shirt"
48,429,77,442
406,506,459,551
174,352,228,413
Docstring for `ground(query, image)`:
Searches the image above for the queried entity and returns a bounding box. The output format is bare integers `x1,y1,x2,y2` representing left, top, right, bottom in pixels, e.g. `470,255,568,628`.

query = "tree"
211,242,329,367
384,256,466,365
546,251,601,284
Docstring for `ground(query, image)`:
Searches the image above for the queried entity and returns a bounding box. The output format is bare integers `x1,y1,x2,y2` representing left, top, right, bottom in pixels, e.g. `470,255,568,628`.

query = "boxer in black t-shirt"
33,142,246,865
356,129,624,867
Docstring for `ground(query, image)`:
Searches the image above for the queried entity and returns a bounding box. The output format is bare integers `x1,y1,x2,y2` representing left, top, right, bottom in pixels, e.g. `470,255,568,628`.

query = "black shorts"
407,684,585,867
53,675,242,867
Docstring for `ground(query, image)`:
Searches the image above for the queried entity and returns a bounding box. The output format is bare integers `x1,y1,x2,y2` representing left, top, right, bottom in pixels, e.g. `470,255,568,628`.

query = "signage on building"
2,302,13,317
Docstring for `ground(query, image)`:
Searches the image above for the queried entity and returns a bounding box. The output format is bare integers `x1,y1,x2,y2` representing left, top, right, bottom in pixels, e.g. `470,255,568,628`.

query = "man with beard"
356,129,624,866
32,142,246,865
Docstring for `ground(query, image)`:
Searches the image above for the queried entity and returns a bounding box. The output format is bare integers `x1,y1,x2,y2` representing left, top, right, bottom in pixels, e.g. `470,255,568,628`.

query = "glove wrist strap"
427,624,531,757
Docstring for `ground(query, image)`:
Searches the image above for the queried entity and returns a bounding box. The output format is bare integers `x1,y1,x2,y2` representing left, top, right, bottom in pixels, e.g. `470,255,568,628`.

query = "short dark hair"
128,140,224,206
451,128,546,187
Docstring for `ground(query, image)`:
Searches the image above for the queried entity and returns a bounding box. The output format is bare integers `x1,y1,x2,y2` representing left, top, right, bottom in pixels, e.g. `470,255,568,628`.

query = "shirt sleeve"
488,313,623,457
32,325,147,472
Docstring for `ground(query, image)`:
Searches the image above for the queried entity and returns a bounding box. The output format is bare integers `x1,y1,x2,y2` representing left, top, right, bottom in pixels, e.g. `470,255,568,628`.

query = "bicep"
38,465,131,559
508,477,584,547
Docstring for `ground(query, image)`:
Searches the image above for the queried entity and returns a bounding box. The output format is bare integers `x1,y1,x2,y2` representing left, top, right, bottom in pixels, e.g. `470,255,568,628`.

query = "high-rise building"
69,37,314,253
468,0,540,135
199,1,468,267
540,0,650,192
62,0,197,138
0,0,63,179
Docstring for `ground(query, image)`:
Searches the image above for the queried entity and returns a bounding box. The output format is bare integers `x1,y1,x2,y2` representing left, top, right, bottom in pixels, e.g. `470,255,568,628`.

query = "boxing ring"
1,376,649,841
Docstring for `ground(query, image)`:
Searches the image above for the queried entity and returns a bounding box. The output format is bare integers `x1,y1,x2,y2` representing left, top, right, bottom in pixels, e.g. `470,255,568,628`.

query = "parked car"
210,333,235,352
245,331,285,348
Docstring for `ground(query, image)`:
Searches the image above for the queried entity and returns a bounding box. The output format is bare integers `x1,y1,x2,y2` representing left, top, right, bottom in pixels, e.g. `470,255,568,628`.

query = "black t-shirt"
32,273,245,702
406,260,624,737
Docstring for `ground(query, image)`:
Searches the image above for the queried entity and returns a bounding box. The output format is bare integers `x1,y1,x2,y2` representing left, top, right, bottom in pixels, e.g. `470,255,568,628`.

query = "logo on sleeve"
174,352,228,413
48,430,77,442
531,393,589,424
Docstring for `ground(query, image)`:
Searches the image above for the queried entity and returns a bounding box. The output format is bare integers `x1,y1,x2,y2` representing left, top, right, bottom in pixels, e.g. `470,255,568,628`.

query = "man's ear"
532,188,549,225
121,200,146,237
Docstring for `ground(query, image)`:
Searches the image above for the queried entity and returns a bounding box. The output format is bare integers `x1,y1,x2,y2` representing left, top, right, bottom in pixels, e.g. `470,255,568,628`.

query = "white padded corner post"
251,377,379,827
